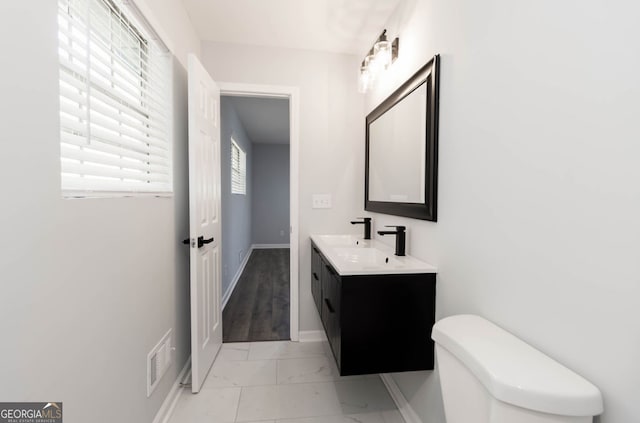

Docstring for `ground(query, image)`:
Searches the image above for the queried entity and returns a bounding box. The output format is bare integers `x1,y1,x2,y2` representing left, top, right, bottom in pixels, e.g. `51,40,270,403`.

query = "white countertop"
310,234,437,276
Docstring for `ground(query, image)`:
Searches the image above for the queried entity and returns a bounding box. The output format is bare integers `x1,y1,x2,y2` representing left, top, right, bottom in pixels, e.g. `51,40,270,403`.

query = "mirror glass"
365,55,439,221
368,83,426,203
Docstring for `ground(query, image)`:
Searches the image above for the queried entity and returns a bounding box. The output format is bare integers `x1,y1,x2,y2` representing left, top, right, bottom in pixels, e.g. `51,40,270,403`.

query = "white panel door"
187,54,222,393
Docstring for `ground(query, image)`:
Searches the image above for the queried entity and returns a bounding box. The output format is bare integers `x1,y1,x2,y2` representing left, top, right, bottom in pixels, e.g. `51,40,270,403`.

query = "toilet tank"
432,315,603,423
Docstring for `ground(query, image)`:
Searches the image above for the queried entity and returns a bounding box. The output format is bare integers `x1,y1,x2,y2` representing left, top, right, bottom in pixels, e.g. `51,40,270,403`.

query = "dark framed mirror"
365,55,439,221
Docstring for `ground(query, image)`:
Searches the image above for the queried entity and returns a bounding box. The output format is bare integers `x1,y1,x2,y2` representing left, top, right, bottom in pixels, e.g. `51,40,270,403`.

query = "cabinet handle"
324,298,335,313
313,272,319,281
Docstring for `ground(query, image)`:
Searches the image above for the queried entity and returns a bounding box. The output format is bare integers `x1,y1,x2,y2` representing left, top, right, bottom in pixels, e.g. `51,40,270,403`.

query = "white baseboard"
252,243,290,249
152,357,191,423
222,247,253,309
379,373,422,423
298,330,327,342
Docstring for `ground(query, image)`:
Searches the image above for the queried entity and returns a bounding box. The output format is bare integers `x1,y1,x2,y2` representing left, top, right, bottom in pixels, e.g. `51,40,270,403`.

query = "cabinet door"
321,263,332,325
328,268,341,365
311,245,322,313
322,264,341,368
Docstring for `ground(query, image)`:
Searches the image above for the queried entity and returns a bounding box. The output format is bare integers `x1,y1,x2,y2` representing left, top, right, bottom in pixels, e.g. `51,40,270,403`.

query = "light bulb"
359,64,372,93
365,53,383,77
373,39,392,69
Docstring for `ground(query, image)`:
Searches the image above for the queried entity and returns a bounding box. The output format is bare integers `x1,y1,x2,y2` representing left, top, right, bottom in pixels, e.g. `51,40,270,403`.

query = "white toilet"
432,315,603,423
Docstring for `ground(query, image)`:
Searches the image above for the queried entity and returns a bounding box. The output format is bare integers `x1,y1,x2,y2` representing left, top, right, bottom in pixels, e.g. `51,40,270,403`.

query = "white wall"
134,0,200,68
0,2,198,422
364,1,640,422
220,97,253,296
252,144,290,245
202,43,364,331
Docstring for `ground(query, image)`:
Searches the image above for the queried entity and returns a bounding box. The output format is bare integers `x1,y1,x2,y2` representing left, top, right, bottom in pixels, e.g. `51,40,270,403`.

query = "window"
57,0,171,195
230,138,246,195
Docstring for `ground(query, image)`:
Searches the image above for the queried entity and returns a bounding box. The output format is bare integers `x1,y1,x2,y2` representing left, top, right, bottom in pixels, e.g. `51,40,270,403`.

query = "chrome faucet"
377,225,406,256
350,217,372,240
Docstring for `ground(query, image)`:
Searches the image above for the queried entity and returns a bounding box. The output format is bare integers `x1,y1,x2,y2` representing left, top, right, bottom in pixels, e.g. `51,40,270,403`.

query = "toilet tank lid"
432,315,603,417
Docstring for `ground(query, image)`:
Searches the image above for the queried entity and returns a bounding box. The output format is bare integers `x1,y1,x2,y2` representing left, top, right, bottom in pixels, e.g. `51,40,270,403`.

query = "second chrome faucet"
377,225,406,256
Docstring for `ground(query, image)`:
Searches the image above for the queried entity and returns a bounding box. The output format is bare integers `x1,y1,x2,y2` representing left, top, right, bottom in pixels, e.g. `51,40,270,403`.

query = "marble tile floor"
168,340,405,423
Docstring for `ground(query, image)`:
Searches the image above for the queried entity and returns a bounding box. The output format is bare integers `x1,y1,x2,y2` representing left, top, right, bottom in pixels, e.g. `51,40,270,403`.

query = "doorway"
218,83,300,342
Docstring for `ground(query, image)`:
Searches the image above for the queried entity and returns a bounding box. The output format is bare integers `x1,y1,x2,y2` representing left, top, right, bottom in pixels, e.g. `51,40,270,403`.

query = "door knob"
197,236,214,248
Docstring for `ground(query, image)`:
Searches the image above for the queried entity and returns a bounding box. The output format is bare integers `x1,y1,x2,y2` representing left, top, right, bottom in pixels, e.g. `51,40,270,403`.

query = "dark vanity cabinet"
311,242,436,376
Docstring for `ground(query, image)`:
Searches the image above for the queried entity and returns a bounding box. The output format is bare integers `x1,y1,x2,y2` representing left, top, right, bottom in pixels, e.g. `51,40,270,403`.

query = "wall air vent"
147,328,173,397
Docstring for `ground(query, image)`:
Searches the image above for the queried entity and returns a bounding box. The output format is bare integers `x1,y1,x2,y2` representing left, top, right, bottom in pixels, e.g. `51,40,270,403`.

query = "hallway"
168,341,403,423
223,249,290,342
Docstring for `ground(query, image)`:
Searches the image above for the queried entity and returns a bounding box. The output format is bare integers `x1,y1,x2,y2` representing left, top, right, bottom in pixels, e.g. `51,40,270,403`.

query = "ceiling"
225,96,290,145
181,0,402,56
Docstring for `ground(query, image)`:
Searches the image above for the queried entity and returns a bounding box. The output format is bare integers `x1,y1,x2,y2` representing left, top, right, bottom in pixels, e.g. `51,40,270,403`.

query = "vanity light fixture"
358,29,399,93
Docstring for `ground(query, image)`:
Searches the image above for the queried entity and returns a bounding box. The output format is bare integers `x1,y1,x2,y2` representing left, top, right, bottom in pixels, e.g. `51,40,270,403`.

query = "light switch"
312,194,332,209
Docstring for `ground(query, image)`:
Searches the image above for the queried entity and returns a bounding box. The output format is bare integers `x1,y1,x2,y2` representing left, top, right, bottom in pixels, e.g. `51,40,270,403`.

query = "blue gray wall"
220,97,253,297
251,144,290,245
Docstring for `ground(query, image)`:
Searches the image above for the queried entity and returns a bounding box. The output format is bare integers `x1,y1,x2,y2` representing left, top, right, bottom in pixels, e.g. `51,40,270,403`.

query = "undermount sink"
333,247,401,266
314,234,369,248
310,234,437,276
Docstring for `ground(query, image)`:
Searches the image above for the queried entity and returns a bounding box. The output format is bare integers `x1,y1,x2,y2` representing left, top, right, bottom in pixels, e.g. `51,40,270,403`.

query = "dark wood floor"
223,248,290,342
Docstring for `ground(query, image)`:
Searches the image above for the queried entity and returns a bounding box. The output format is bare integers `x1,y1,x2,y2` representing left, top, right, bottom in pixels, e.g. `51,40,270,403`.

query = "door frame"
218,82,300,342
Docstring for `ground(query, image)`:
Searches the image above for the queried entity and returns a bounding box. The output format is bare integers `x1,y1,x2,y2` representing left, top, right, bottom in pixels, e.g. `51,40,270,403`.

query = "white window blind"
231,138,246,195
57,0,172,195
